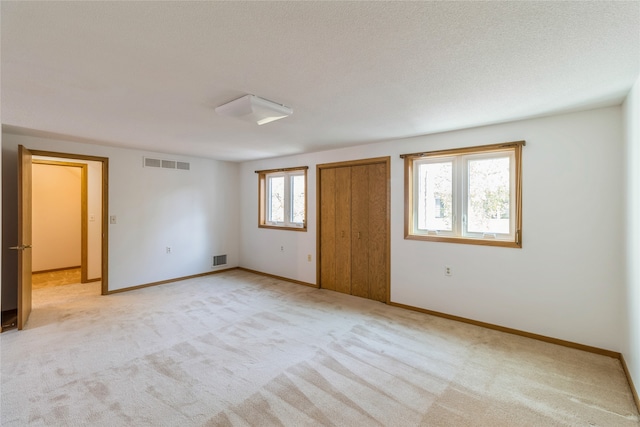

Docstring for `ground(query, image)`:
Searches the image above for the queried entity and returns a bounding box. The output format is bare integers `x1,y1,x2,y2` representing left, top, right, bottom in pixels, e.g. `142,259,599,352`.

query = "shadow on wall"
2,142,20,312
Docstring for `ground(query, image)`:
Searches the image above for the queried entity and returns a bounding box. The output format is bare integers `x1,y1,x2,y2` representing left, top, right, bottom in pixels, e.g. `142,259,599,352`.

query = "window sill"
405,233,521,248
259,224,307,232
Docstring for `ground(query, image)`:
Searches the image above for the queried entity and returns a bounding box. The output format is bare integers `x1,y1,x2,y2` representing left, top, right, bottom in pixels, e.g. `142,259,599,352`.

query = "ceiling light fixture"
215,94,292,125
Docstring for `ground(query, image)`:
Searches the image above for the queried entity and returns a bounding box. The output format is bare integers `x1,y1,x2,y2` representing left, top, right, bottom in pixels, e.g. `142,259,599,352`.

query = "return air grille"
213,255,227,267
144,158,161,168
143,157,190,171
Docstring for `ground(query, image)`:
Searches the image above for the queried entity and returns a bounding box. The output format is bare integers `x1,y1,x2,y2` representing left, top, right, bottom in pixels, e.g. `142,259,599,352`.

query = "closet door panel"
319,168,337,291
350,165,370,299
368,162,388,302
335,167,352,295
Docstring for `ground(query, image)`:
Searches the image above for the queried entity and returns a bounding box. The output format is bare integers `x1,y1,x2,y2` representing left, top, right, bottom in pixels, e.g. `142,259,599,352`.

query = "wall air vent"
144,157,162,168
213,255,227,267
143,157,190,171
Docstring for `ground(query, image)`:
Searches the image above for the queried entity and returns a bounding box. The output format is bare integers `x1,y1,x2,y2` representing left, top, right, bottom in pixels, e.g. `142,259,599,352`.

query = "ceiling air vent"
143,157,190,171
213,255,227,267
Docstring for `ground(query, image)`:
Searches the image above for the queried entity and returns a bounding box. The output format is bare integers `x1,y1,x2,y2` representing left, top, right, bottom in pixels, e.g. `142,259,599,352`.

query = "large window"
402,141,524,247
257,166,307,231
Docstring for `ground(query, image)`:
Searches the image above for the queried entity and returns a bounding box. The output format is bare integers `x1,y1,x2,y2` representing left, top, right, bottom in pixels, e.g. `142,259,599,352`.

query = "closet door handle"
358,231,361,239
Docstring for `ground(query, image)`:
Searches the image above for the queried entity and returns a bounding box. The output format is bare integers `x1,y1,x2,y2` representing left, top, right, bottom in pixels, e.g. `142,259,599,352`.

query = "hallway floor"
32,267,81,288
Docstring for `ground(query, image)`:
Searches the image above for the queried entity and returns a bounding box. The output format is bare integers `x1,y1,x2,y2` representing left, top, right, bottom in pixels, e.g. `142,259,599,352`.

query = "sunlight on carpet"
1,270,637,426
32,268,82,289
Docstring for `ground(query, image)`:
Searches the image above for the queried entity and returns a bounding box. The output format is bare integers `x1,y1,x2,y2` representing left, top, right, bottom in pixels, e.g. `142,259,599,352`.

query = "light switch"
89,214,96,222
110,215,117,224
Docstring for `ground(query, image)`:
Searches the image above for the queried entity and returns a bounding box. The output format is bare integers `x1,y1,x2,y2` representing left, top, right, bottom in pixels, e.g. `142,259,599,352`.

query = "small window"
257,166,307,231
402,141,524,247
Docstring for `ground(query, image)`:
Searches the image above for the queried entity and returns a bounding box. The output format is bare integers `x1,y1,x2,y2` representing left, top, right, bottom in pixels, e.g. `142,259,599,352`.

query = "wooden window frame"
402,141,524,248
256,166,308,232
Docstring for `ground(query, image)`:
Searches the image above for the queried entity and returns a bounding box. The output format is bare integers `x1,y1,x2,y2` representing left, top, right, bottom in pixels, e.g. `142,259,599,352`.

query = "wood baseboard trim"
106,268,238,294
388,301,620,359
620,354,640,413
237,267,317,288
32,266,81,274
84,277,101,283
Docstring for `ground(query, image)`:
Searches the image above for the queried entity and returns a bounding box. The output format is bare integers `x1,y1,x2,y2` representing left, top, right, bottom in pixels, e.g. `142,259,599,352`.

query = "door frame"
316,156,391,303
28,149,109,296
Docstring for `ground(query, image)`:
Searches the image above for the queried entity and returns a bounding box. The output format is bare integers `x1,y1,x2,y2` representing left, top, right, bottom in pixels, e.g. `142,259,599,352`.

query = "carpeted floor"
32,268,81,289
1,269,638,426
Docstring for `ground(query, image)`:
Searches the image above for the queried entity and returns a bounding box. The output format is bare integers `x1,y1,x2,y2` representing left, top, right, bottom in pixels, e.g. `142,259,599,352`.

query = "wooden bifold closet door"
318,157,389,303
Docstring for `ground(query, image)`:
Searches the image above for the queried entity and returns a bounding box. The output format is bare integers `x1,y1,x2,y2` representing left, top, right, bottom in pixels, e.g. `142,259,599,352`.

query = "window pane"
268,176,284,222
290,175,305,223
467,157,510,234
417,161,452,231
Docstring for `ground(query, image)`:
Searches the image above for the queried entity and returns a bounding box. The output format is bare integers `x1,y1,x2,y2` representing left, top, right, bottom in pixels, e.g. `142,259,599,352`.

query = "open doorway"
31,158,102,284
32,160,84,283
29,152,108,326
1,148,109,331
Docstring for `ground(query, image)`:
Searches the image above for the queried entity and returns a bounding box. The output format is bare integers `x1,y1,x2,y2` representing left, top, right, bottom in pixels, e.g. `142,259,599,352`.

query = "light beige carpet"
1,269,637,426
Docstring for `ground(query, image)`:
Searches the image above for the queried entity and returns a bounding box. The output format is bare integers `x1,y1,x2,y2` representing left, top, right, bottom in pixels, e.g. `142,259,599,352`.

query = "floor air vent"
213,255,227,267
143,157,190,171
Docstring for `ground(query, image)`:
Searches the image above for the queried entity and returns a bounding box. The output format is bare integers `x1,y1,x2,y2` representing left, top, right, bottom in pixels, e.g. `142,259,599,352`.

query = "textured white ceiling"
2,1,639,161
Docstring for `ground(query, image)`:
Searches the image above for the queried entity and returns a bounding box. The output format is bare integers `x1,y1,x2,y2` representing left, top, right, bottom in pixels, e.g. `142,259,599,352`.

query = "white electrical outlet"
280,246,284,252
445,266,452,276
166,246,171,254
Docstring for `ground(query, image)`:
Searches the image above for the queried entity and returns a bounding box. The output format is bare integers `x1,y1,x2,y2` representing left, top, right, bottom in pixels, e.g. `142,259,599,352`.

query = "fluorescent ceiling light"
215,94,292,125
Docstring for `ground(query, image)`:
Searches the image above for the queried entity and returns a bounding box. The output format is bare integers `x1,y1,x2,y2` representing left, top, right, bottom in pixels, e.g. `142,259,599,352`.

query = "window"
402,141,524,247
257,166,307,231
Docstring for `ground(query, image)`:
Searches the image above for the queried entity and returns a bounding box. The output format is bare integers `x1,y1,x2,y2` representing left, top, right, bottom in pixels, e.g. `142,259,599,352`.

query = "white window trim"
402,141,524,248
461,151,516,241
412,156,455,237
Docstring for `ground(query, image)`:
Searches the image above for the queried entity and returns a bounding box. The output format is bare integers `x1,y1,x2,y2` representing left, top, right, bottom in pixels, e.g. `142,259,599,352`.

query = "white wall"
32,163,82,271
623,77,640,396
240,106,625,351
1,131,240,309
